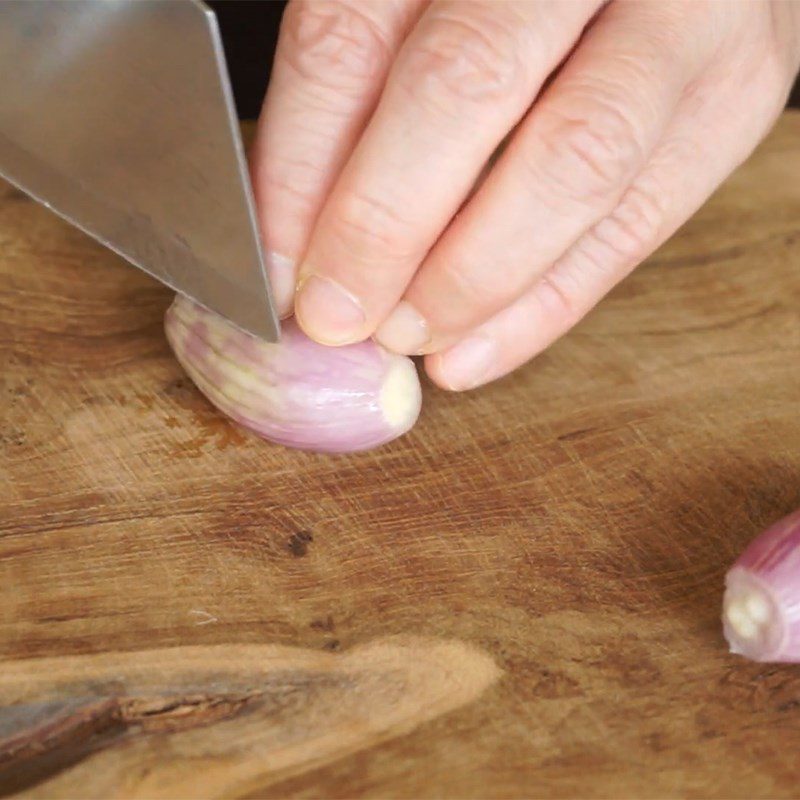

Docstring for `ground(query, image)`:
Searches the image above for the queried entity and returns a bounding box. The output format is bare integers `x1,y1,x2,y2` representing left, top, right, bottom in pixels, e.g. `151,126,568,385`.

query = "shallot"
164,294,422,453
723,507,800,662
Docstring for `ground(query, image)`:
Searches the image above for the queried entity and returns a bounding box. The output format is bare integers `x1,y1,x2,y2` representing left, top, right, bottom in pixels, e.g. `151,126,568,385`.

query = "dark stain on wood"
0,186,27,203
288,531,313,558
310,616,336,633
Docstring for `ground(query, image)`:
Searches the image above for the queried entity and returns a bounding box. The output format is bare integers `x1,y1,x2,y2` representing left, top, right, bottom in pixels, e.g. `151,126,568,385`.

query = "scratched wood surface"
2,113,800,799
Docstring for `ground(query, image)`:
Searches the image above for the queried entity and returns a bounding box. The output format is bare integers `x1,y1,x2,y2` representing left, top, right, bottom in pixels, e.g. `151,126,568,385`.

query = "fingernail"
266,252,296,318
294,274,366,345
436,335,497,391
375,301,430,354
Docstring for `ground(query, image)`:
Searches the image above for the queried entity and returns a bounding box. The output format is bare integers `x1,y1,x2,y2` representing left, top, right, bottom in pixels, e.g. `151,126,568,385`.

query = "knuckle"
533,97,646,203
330,190,418,259
592,183,666,267
261,158,323,210
400,13,529,118
537,270,582,325
282,1,391,91
537,179,667,321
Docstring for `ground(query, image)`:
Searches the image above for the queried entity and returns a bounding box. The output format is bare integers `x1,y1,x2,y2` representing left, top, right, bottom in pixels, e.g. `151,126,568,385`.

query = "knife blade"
0,0,279,341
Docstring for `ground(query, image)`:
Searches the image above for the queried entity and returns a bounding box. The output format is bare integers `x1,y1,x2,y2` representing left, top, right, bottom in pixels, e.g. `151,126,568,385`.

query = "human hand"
250,0,800,390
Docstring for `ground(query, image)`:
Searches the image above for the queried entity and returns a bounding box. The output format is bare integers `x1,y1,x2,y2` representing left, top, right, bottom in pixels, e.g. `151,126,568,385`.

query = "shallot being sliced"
164,294,422,453
723,507,800,662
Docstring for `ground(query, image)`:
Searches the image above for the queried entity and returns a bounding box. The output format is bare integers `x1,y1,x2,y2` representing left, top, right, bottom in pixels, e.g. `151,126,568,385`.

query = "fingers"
425,45,793,391
375,0,716,355
293,0,600,344
250,0,423,316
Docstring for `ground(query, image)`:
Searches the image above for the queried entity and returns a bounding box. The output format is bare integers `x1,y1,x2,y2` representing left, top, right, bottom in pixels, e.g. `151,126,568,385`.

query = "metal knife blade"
0,0,279,341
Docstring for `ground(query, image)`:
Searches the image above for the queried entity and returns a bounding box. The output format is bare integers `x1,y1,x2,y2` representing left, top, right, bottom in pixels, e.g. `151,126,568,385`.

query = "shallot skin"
723,508,800,663
164,294,422,453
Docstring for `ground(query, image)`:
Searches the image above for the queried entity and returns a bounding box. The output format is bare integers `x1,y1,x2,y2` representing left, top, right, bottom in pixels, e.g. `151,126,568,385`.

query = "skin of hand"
250,0,800,391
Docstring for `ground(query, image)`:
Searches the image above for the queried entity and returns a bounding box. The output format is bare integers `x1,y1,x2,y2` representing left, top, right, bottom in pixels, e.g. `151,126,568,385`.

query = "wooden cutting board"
2,112,800,799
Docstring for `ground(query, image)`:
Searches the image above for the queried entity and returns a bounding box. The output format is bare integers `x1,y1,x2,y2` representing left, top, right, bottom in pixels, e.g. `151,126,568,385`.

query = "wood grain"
2,113,800,798
0,638,498,798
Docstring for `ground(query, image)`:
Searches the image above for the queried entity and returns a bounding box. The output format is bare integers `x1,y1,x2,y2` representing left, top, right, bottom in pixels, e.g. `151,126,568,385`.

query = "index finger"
250,0,423,316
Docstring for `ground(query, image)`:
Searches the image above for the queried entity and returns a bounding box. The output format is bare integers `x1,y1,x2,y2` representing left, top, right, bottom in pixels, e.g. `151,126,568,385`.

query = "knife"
0,0,279,341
